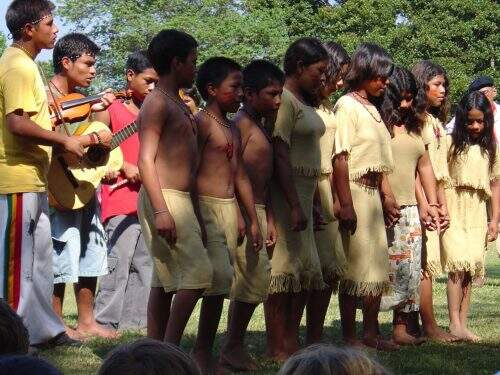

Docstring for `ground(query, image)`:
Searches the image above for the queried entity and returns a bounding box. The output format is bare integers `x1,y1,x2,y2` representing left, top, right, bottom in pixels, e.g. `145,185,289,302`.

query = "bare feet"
65,326,85,341
462,328,481,342
425,325,459,342
343,338,366,348
76,322,119,339
449,323,480,342
264,349,290,364
220,346,257,371
363,337,400,351
393,331,426,346
192,349,215,375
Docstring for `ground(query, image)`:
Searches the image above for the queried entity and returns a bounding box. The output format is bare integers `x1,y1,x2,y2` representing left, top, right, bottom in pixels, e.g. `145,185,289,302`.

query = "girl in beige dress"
443,91,499,341
306,42,350,345
411,61,457,342
333,43,398,350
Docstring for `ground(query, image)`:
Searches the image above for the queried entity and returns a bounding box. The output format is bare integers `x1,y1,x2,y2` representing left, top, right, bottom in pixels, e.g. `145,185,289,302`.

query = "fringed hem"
349,165,393,181
424,261,443,277
320,167,333,175
333,147,350,158
446,180,491,198
444,261,483,277
339,279,391,297
322,268,340,293
268,273,326,294
292,165,322,177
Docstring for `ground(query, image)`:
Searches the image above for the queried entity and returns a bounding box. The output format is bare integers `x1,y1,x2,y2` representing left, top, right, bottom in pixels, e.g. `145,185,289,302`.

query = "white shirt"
446,101,500,143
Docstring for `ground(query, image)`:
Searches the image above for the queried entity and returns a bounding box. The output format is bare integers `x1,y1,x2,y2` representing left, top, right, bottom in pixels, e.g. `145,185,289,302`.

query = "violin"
49,90,132,126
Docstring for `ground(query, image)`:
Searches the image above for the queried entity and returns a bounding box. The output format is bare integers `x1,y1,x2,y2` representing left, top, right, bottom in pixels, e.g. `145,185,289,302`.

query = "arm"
190,184,207,247
137,98,176,245
332,153,357,234
416,151,440,230
488,178,499,241
235,134,263,250
273,138,307,231
7,111,84,157
330,172,341,219
265,192,277,253
380,173,401,228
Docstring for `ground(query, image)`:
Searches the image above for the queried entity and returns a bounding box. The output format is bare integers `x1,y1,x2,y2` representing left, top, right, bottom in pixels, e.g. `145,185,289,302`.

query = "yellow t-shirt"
272,88,325,176
0,47,52,194
447,135,500,198
317,101,335,175
422,113,449,184
333,94,393,180
388,131,426,206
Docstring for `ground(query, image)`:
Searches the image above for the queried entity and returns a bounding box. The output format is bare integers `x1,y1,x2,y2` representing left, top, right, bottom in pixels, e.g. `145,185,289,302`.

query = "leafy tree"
57,0,498,104
0,32,6,55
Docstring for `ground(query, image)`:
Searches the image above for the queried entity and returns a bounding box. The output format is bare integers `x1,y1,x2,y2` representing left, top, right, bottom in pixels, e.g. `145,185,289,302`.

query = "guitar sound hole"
86,145,106,165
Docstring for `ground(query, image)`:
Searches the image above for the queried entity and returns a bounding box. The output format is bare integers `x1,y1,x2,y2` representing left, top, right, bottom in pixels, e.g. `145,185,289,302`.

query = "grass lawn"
41,249,500,375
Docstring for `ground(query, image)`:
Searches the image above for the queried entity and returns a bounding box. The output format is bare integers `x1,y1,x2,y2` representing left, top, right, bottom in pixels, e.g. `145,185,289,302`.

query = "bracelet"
93,131,102,144
154,209,169,216
429,203,441,208
89,133,97,145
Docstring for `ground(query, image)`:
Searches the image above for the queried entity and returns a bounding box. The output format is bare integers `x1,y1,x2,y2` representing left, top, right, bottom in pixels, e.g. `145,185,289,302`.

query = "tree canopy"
0,33,6,55
57,0,499,103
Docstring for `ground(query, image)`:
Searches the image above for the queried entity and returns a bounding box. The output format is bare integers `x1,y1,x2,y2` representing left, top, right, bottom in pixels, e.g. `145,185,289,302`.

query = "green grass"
41,249,500,375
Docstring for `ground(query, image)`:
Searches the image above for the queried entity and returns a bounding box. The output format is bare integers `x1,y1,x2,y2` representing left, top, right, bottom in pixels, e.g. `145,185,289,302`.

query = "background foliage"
56,0,499,105
0,32,6,55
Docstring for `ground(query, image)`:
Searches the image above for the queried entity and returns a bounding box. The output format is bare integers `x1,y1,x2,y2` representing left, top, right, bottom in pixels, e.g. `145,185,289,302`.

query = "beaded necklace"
156,86,196,134
201,108,234,160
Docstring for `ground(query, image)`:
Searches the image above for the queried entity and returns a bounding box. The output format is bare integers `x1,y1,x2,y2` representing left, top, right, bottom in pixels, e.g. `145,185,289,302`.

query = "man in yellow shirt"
0,0,84,348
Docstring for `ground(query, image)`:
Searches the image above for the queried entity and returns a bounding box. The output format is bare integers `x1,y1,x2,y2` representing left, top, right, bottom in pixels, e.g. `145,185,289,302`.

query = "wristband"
89,133,97,145
429,203,441,208
154,209,169,216
93,131,102,144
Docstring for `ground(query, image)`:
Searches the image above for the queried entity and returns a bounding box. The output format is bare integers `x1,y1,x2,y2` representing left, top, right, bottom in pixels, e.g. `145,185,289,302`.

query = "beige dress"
421,113,449,276
269,88,325,293
333,95,394,296
441,138,500,277
314,102,347,289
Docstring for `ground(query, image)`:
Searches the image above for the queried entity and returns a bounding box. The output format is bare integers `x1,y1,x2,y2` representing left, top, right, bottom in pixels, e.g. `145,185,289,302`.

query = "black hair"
283,37,328,76
99,338,199,375
380,66,421,136
344,43,393,90
126,50,153,74
242,59,284,94
0,299,29,356
6,0,55,41
324,42,350,84
52,33,100,74
148,29,198,76
0,356,62,375
182,87,202,107
411,60,450,123
450,91,496,171
196,57,242,101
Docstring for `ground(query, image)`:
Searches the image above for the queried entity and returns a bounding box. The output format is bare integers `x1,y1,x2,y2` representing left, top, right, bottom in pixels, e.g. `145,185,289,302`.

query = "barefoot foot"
363,337,400,351
343,338,366,349
65,326,85,341
76,322,119,339
393,331,426,346
461,327,481,342
220,346,257,371
192,350,215,375
425,325,459,342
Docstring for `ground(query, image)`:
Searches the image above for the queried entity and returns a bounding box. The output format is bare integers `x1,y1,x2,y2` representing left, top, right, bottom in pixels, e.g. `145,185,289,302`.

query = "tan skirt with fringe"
269,174,324,293
339,182,390,296
314,174,347,290
441,187,488,277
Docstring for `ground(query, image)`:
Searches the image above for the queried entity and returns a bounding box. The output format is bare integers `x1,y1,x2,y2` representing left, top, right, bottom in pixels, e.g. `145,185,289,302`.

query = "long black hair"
344,43,393,91
283,37,328,77
411,60,449,124
323,42,350,85
380,66,420,137
449,91,496,171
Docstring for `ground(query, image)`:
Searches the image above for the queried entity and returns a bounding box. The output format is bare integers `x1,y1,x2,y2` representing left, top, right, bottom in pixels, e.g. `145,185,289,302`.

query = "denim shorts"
51,197,108,284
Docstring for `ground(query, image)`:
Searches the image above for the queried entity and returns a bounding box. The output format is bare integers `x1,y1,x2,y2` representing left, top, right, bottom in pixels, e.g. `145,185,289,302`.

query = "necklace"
12,42,34,60
239,106,272,143
352,91,382,123
49,80,66,96
202,108,234,160
156,86,196,134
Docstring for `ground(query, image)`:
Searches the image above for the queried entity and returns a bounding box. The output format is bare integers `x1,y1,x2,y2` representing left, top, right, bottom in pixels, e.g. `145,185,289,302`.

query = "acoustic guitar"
48,121,139,210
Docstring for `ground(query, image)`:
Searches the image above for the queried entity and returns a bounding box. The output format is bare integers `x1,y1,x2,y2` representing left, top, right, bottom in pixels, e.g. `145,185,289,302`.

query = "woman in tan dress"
332,43,398,350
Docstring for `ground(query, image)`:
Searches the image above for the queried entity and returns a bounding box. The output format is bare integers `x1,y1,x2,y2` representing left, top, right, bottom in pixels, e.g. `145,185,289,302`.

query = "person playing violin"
0,0,84,349
47,33,118,339
93,50,158,331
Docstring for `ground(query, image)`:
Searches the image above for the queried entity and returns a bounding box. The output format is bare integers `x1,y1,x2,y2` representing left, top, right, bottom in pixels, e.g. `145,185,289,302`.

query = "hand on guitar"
96,129,113,148
63,135,85,158
91,89,116,112
102,169,119,183
122,162,141,184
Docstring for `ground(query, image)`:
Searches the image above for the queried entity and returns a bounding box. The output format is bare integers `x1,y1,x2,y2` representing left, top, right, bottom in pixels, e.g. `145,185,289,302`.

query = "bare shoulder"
139,91,169,128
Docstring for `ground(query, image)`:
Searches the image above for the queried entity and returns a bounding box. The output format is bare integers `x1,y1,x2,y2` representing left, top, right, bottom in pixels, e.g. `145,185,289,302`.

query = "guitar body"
48,121,124,210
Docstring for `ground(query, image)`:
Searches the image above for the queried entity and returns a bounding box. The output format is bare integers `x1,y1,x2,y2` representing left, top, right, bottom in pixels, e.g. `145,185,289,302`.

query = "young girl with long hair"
411,61,457,341
442,91,499,341
332,43,398,350
305,41,350,345
265,37,329,360
379,67,440,345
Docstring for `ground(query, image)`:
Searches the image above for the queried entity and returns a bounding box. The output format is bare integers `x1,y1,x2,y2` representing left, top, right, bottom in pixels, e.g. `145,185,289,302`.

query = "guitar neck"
110,122,139,150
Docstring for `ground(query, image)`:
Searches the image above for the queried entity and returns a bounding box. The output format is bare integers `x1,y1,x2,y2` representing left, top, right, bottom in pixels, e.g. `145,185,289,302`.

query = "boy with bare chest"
219,60,284,372
193,57,263,374
137,29,213,346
